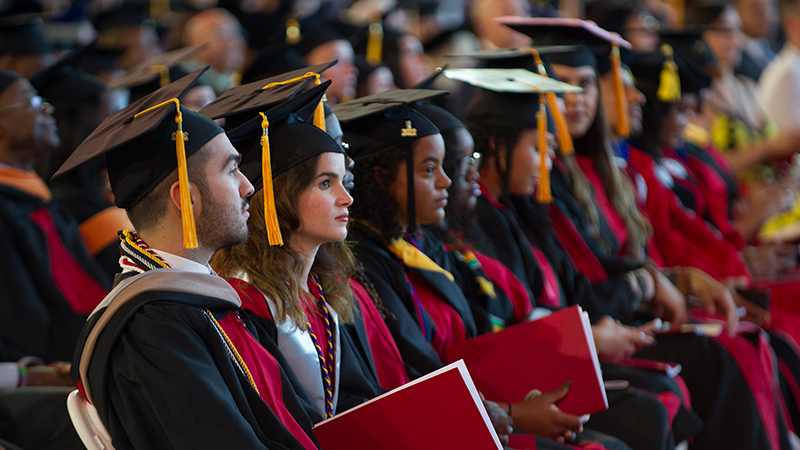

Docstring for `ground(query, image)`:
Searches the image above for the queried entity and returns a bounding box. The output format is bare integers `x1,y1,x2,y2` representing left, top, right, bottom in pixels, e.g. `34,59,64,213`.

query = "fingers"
637,318,662,335
542,385,571,403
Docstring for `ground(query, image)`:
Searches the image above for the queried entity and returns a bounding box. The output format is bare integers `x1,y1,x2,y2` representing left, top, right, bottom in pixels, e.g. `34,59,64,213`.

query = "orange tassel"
611,42,630,138
260,112,283,246
527,48,574,154
536,97,552,204
366,16,383,65
313,76,326,132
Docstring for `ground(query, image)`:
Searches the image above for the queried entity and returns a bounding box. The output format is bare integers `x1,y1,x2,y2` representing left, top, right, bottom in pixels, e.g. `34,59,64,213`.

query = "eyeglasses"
0,95,51,115
458,152,482,174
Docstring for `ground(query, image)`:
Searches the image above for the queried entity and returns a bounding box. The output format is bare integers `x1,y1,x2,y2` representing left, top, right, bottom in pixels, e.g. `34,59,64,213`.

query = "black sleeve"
99,303,309,450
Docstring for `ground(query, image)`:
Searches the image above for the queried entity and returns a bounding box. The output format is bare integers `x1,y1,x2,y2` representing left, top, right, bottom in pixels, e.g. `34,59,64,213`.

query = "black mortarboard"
414,103,463,134
240,42,309,86
91,2,151,33
658,30,716,94
200,61,336,130
334,88,448,232
496,17,635,137
222,81,337,245
53,67,223,249
292,24,348,57
0,20,53,55
452,67,581,202
107,46,206,103
31,45,107,108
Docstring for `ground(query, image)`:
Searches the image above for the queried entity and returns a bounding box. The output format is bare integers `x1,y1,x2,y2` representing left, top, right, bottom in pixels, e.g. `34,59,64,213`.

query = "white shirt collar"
154,249,214,274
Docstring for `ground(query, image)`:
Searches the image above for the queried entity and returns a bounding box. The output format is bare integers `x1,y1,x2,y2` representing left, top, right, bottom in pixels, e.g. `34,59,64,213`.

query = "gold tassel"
147,65,170,87
527,48,574,154
134,98,198,248
260,112,283,246
286,19,301,45
261,72,326,131
366,16,383,65
536,96,552,204
610,42,630,138
657,44,681,103
313,75,326,132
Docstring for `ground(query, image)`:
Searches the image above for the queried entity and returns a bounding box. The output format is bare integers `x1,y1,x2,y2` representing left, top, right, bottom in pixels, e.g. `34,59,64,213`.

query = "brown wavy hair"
213,155,356,328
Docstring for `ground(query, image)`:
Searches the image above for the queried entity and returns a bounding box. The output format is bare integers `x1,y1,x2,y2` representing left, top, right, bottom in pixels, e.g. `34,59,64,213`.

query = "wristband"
17,365,27,388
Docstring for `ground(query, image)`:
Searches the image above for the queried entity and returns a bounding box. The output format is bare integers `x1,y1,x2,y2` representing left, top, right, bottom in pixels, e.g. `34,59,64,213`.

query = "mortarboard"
219,81,335,246
445,46,577,153
496,17,635,138
200,61,336,130
658,29,717,94
31,45,107,110
630,44,685,104
334,88,448,233
0,19,53,55
240,42,309,86
292,24,348,57
107,46,206,103
449,67,581,203
53,67,223,249
413,103,463,135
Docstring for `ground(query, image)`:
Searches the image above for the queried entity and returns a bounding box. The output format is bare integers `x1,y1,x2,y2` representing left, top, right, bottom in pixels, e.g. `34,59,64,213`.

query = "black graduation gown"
350,223,466,380
71,270,319,450
0,183,110,363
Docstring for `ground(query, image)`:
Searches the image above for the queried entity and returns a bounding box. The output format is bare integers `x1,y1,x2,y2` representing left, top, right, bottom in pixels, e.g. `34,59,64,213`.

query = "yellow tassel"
610,42,630,138
286,19,301,45
134,98,198,248
366,16,383,65
526,48,573,154
313,76,326,132
261,72,326,131
147,65,170,87
657,44,681,103
260,112,283,246
536,97,552,204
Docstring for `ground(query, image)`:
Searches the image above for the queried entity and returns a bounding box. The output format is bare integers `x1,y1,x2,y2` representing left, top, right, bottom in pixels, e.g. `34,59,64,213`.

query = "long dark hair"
349,145,409,241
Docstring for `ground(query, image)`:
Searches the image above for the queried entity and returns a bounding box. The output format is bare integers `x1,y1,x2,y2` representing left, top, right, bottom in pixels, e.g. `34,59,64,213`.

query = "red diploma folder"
312,360,504,450
445,305,608,416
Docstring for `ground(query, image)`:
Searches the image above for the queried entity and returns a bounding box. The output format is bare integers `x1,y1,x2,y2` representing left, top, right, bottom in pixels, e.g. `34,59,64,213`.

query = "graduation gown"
228,276,385,417
550,151,792,450
0,167,110,363
71,269,320,450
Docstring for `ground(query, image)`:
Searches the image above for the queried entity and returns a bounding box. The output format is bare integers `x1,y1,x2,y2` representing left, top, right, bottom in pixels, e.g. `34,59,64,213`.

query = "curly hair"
349,144,412,241
213,155,356,328
466,121,524,206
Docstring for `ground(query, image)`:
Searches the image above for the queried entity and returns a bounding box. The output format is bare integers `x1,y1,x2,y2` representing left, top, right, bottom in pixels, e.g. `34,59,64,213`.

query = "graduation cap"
658,29,718,93
224,83,338,245
496,17,635,138
630,44,684,104
200,60,336,130
107,46,206,103
31,45,107,110
450,68,581,203
444,48,576,153
53,67,223,249
292,24,348,57
240,42,309,86
0,18,53,55
334,88,448,233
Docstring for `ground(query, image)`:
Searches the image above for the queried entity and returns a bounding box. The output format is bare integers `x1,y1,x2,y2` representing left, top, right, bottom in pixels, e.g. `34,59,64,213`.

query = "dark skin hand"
508,387,583,441
24,362,74,387
481,393,512,446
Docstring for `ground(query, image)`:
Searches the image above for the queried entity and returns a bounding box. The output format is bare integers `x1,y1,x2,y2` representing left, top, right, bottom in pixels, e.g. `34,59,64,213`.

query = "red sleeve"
471,250,534,321
549,206,609,283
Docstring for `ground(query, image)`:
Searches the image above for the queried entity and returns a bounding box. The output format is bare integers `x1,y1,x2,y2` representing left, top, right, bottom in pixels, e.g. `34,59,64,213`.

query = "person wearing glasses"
0,71,109,449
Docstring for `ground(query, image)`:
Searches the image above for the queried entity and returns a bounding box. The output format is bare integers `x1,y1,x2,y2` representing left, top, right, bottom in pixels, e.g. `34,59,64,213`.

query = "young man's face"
194,133,254,251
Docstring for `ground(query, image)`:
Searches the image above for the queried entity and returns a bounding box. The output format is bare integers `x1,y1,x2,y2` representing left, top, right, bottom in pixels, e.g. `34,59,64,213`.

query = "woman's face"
449,127,481,212
552,64,599,140
293,152,353,250
397,35,432,88
661,100,689,149
390,134,452,226
703,7,744,70
507,129,554,197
